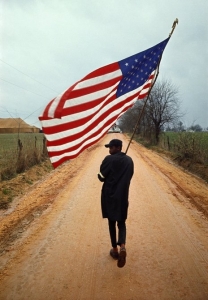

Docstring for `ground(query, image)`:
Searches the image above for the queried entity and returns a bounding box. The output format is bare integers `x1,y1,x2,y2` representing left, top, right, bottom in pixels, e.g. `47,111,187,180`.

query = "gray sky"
0,0,208,129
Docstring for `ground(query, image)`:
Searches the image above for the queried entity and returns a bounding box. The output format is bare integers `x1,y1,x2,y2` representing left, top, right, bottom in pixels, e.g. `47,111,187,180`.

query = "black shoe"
110,249,119,260
117,247,126,268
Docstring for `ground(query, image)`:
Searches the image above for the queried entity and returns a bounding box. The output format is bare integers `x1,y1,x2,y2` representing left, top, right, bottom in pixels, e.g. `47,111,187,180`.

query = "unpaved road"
0,134,208,300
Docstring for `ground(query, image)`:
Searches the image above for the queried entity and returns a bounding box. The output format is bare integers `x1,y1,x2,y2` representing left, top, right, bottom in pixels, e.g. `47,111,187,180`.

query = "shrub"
159,132,208,165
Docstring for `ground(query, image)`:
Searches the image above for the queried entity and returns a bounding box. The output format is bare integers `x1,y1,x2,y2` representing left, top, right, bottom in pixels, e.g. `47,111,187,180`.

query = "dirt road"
0,134,208,300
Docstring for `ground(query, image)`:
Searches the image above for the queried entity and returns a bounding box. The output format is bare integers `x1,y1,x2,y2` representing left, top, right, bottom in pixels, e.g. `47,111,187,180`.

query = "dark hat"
105,139,122,148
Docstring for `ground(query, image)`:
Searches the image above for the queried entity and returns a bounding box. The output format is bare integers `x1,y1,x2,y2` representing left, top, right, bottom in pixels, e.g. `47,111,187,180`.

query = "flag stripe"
74,68,121,90
40,63,120,119
41,74,154,139
49,100,134,163
50,102,132,168
47,84,148,152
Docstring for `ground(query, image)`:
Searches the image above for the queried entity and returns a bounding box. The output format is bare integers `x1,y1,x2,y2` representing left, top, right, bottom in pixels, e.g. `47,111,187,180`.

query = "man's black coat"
98,152,134,221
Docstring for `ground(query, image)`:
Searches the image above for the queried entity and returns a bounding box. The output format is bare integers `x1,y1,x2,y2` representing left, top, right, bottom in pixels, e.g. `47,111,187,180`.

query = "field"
133,131,208,183
161,132,208,151
0,133,48,180
159,131,208,164
0,132,44,150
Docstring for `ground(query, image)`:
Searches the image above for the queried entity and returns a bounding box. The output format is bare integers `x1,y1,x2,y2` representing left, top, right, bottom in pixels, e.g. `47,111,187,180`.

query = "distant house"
0,118,40,134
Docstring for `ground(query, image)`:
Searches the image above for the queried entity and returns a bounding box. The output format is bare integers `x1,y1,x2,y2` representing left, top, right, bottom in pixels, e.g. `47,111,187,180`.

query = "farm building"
0,118,40,134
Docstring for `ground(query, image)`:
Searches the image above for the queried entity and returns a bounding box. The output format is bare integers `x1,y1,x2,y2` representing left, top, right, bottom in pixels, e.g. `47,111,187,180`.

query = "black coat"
98,152,134,221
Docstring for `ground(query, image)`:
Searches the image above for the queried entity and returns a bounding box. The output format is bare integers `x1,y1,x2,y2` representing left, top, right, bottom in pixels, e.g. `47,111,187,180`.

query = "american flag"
39,37,169,168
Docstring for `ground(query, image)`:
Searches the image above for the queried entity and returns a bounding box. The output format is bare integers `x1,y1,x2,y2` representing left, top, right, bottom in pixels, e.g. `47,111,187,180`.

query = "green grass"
161,131,208,146
0,133,44,151
2,188,11,195
0,133,48,179
131,131,208,182
160,131,208,164
161,131,208,150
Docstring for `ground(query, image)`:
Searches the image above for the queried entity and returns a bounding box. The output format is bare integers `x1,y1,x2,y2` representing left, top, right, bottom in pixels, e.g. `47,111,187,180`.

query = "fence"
0,133,48,181
159,132,208,165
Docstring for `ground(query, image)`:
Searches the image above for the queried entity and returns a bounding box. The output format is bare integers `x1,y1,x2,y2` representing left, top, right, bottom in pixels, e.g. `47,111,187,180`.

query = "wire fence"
159,132,208,165
0,133,48,181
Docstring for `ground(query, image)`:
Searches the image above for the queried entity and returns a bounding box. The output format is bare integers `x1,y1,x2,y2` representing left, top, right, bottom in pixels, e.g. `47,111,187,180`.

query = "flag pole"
125,19,178,154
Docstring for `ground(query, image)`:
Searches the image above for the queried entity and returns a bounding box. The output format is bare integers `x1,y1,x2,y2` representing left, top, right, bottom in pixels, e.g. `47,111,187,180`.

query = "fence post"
167,136,170,151
43,137,47,156
18,139,23,158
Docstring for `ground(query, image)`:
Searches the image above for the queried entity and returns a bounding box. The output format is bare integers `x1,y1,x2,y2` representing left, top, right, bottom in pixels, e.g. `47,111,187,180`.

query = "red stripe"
42,75,154,135
41,72,154,167
42,92,117,135
41,98,55,119
46,93,138,148
48,102,134,168
54,82,77,118
39,63,122,121
50,101,135,168
80,62,119,80
41,62,119,120
48,118,114,156
51,134,106,168
60,79,120,116
62,76,121,101
42,87,139,139
42,87,118,135
138,92,148,99
61,85,119,117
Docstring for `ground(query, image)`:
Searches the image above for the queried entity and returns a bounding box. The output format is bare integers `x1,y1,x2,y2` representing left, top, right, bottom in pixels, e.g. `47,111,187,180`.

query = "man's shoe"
117,247,126,268
110,249,119,260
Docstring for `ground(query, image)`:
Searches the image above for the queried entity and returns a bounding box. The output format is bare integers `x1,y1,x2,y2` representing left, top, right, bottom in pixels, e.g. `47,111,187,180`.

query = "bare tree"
119,101,142,133
144,80,181,143
119,79,182,143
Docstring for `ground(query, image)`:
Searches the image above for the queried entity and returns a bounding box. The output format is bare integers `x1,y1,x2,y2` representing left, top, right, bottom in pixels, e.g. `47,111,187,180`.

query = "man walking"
98,139,134,268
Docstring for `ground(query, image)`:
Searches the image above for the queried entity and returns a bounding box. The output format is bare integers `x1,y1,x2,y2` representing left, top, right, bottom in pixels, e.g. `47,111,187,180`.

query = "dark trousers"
108,219,126,248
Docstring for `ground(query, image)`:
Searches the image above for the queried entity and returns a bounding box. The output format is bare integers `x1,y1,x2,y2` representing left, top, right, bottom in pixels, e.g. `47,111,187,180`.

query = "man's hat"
105,139,122,148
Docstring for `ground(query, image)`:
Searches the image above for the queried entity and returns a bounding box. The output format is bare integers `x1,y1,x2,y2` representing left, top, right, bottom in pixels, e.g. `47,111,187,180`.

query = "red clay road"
0,134,208,300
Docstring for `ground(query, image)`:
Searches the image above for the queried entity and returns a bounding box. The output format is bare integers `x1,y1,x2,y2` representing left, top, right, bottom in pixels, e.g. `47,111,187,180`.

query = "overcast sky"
0,0,207,129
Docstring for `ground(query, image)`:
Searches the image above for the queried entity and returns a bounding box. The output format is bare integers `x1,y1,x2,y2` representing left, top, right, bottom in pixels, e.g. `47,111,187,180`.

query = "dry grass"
133,132,208,183
0,133,51,209
0,159,52,209
0,133,48,181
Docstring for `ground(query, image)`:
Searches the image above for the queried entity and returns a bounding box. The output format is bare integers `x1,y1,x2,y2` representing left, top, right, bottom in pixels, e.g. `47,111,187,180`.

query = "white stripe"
47,92,138,152
41,77,148,131
43,89,117,141
42,73,155,160
63,81,119,108
140,87,150,95
43,70,154,126
48,89,66,118
98,172,105,178
50,97,138,163
74,69,121,89
42,84,142,142
45,69,121,118
41,83,118,129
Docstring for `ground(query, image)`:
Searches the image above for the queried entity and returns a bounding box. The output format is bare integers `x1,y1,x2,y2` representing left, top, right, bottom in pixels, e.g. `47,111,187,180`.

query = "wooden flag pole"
125,19,178,155
124,68,159,154
169,18,179,37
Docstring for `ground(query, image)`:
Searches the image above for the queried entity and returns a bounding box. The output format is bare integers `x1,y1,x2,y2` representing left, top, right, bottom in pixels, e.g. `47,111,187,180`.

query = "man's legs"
108,219,117,248
108,220,119,259
117,221,126,246
108,219,127,267
108,219,126,247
